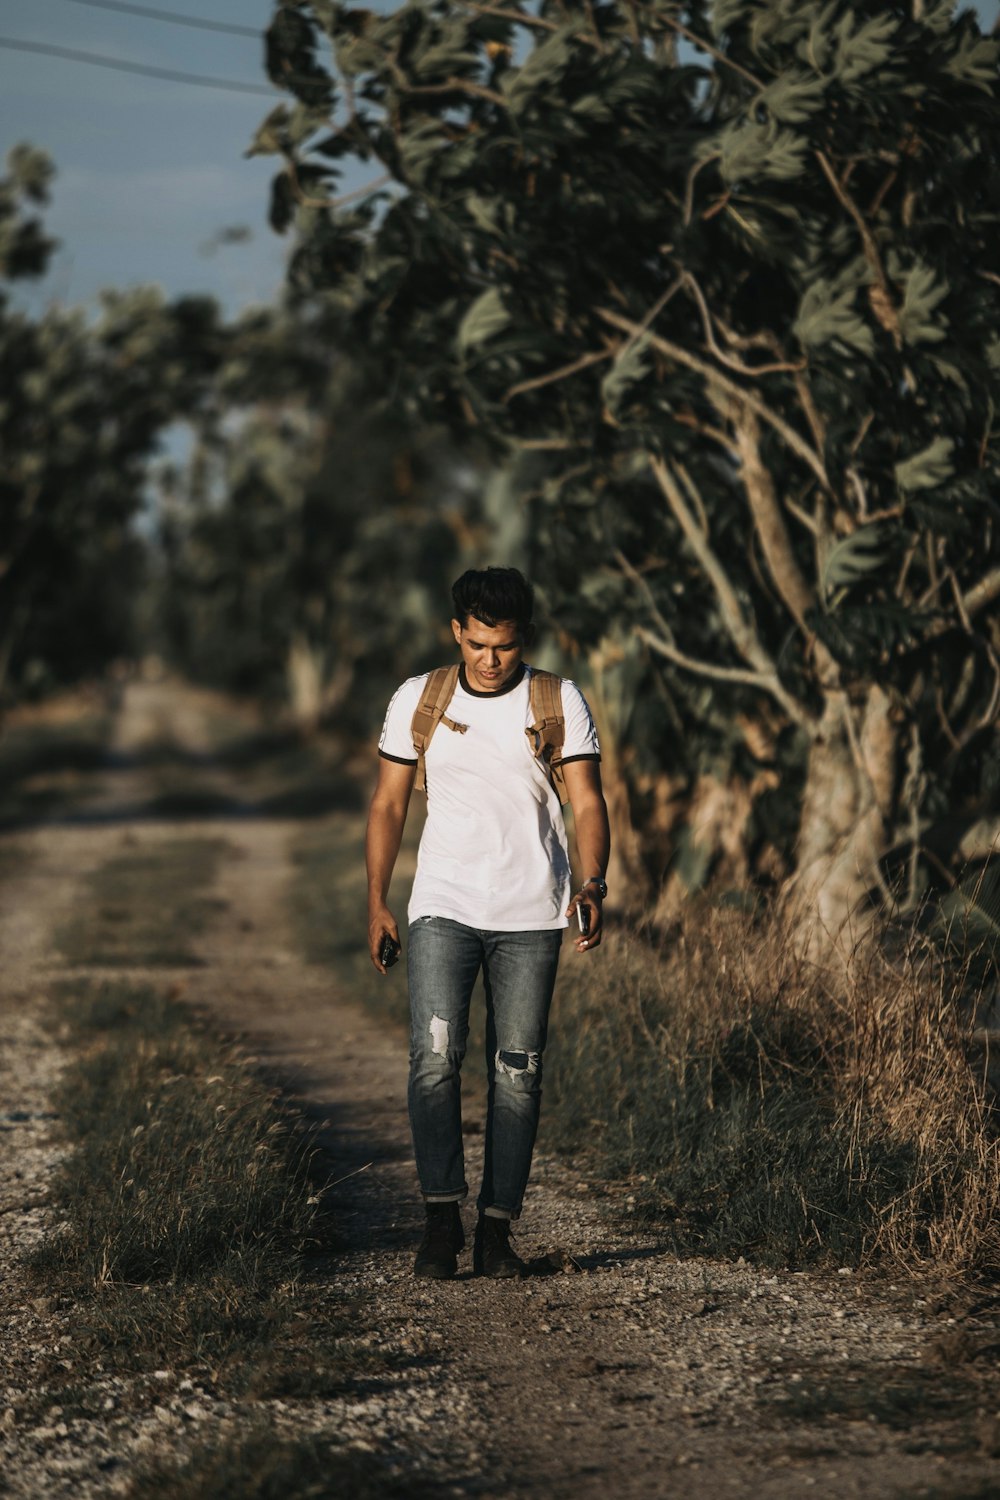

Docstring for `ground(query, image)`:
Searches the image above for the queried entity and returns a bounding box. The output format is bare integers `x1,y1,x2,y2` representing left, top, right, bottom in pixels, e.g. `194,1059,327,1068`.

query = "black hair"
451,567,535,637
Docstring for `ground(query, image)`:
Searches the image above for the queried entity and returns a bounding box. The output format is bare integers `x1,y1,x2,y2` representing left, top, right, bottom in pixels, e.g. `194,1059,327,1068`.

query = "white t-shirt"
379,664,601,931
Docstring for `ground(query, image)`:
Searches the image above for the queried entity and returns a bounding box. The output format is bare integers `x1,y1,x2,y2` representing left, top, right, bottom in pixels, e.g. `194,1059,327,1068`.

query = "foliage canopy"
258,0,1000,936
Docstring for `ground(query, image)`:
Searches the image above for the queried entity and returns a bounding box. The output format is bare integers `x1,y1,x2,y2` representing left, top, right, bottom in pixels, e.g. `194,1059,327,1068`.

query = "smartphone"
379,934,401,969
577,901,591,937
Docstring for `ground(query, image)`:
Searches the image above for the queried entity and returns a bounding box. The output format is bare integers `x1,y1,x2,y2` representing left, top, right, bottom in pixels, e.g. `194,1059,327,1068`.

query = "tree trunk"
783,686,898,968
285,631,325,737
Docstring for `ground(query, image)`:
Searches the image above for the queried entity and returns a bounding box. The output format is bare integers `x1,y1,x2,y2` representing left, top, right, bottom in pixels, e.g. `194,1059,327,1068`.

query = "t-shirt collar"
458,662,527,699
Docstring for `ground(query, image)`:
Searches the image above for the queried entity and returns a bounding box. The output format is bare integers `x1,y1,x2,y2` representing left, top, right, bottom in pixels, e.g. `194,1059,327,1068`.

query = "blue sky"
2,0,999,320
2,0,298,315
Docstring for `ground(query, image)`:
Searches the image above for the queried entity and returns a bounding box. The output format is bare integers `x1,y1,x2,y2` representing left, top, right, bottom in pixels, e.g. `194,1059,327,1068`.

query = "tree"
157,305,489,732
255,0,1000,957
0,146,225,703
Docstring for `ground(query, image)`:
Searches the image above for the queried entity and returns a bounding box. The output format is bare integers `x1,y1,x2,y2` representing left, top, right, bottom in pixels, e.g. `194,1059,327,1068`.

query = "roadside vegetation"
25,822,435,1494
126,1421,441,1500
545,906,1000,1274
291,805,1000,1276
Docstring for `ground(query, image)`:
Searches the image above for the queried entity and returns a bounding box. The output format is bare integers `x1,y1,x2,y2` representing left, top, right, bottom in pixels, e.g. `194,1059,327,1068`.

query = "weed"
125,1420,442,1500
31,979,367,1389
545,906,1000,1271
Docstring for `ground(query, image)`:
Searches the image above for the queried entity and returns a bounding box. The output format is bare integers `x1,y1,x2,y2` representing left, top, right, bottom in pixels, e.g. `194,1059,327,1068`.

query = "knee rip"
495,1048,540,1079
429,1014,450,1058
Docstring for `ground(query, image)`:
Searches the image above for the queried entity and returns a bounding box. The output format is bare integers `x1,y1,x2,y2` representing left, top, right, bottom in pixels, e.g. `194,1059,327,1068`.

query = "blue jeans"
407,916,564,1220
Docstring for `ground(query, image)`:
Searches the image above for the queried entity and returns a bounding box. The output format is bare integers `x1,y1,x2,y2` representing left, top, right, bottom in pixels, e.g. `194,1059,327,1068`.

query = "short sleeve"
560,679,601,764
378,675,426,764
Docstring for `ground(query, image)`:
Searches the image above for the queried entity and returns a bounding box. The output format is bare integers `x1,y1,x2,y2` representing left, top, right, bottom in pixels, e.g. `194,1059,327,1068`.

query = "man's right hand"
368,905,401,974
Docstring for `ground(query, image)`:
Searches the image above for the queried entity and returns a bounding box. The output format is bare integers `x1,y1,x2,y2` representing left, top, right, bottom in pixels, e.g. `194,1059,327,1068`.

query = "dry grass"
546,904,1000,1272
125,1421,443,1500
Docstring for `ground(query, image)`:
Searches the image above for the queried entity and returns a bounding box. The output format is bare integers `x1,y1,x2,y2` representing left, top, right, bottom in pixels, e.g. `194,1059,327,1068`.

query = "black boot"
413,1201,465,1280
473,1213,527,1279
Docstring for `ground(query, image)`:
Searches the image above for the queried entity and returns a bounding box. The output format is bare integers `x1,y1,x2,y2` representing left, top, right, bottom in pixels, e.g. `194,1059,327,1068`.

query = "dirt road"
1,677,997,1498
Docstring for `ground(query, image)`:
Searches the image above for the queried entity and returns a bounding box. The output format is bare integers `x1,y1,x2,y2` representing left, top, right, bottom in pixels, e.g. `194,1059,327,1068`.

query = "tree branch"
643,464,817,734
683,272,807,376
731,404,817,634
657,15,763,88
503,347,613,403
613,551,814,731
963,566,1000,619
815,150,901,349
596,306,832,491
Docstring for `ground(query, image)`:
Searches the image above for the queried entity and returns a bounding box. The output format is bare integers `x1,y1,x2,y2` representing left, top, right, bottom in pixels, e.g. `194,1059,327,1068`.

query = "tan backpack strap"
525,669,567,801
411,665,465,794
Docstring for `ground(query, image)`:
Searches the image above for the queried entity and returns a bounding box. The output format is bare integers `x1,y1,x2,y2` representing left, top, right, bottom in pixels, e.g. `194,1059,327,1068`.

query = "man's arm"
562,758,611,954
366,757,417,972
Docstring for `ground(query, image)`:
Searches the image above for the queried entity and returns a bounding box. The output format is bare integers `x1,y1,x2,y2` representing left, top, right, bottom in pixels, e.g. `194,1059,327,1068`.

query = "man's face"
451,615,525,693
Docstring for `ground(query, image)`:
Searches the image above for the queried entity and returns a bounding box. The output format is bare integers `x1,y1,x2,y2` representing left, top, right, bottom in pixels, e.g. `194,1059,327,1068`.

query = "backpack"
410,665,568,801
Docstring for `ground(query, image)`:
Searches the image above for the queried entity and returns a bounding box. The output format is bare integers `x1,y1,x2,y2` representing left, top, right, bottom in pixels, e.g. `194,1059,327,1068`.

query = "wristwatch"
583,876,608,900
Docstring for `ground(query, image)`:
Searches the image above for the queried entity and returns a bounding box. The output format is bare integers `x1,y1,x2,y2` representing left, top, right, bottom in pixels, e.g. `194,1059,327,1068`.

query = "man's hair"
451,567,535,636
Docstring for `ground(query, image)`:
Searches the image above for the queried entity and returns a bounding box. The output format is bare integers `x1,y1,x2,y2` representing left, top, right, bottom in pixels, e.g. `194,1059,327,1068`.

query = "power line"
54,0,262,40
0,35,277,94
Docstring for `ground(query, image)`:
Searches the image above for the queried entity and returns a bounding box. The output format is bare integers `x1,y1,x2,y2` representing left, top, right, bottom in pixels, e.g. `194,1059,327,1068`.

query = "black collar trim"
458,662,527,699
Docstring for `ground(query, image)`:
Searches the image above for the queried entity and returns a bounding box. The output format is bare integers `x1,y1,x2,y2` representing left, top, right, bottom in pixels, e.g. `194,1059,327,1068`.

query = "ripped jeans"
407,916,564,1221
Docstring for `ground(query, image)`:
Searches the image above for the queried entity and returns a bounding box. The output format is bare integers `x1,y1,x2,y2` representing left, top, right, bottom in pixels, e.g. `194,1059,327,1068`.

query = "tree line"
5,0,1000,957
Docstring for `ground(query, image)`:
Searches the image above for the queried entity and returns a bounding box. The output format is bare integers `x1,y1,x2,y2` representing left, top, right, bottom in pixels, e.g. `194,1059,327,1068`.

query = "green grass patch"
31,979,385,1398
545,909,1000,1272
126,1421,442,1500
54,836,231,967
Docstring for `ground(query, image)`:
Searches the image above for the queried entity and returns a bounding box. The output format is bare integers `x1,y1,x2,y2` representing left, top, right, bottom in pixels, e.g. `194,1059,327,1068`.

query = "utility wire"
54,0,262,40
0,35,277,94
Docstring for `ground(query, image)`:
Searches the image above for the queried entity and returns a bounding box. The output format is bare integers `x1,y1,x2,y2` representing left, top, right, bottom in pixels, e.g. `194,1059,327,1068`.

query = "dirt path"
1,677,997,1499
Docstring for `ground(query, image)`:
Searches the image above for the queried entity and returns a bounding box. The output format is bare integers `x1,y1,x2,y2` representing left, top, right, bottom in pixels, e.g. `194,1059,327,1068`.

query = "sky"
1,0,303,316
1,0,999,321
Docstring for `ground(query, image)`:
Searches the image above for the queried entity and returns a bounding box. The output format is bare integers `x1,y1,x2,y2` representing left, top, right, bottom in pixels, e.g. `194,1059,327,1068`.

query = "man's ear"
451,618,463,647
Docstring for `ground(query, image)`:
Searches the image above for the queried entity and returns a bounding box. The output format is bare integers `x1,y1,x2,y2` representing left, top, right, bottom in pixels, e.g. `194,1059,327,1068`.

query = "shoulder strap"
525,669,567,802
411,665,465,794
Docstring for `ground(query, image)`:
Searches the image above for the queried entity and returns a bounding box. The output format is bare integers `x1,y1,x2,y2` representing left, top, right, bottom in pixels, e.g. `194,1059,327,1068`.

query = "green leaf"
833,12,898,86
894,436,954,492
757,71,826,124
944,33,999,92
709,0,745,39
465,193,501,236
717,121,809,184
601,335,653,417
457,288,510,356
793,279,874,356
820,524,888,601
503,24,581,111
246,105,291,159
898,262,949,347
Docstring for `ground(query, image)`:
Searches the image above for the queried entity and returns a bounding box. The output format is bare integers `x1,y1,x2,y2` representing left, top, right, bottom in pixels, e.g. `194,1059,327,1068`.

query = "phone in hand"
577,901,591,937
379,934,401,969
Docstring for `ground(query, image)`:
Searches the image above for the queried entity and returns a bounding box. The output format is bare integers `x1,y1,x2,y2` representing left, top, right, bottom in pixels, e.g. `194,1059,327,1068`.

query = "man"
366,567,610,1280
